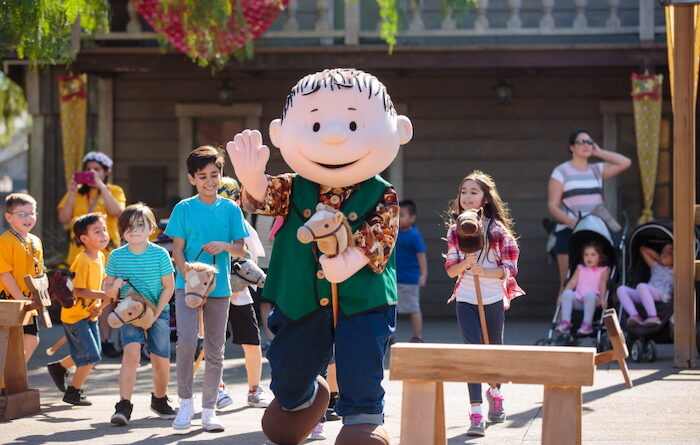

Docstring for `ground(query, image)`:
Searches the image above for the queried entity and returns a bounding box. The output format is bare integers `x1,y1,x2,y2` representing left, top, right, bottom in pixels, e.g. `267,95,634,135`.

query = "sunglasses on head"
574,139,594,145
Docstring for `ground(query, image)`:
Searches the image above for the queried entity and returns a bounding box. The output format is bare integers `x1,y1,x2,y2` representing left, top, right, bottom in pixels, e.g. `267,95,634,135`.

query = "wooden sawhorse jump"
0,300,41,421
390,309,631,445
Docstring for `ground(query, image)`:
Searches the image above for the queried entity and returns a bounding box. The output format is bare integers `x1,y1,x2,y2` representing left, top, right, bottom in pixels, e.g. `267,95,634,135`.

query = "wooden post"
399,381,446,445
666,4,698,367
542,386,582,445
0,300,41,420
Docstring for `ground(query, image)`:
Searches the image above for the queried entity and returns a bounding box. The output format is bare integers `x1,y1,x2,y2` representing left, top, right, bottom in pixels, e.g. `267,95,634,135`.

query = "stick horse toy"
297,203,354,326
456,208,490,344
181,253,218,376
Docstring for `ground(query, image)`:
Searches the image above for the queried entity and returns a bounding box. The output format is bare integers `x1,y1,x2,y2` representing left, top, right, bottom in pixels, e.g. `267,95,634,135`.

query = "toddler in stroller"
556,241,610,336
617,244,673,328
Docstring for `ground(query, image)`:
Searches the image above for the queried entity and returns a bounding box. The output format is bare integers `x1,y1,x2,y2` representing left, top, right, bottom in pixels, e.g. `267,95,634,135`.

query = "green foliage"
377,0,398,54
0,72,29,146
0,0,109,66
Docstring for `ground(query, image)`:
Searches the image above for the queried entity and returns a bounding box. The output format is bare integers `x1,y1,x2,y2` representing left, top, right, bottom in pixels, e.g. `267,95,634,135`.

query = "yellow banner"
631,71,663,225
58,74,87,188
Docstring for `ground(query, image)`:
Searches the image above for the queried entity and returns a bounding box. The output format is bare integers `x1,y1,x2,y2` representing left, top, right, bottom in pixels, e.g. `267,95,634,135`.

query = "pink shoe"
577,322,593,335
626,315,643,327
410,336,425,343
643,316,661,327
555,320,571,334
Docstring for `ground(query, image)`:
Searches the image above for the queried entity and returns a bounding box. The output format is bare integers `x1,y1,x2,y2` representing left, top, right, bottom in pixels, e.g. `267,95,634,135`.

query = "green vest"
263,174,397,320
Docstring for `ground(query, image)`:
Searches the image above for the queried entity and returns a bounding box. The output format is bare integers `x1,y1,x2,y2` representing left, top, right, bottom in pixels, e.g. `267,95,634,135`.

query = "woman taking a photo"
57,151,125,264
548,129,631,297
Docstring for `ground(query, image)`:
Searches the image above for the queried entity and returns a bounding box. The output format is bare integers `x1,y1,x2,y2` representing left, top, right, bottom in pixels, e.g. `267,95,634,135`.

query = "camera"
73,171,95,185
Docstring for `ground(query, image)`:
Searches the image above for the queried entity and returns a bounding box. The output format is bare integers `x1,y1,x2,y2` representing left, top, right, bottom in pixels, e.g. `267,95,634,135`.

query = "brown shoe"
262,376,330,445
335,424,391,445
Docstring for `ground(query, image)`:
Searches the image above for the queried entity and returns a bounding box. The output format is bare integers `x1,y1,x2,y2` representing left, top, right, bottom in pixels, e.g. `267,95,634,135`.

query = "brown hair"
582,241,608,267
118,203,157,237
5,193,36,213
187,145,225,176
73,213,106,247
446,170,515,236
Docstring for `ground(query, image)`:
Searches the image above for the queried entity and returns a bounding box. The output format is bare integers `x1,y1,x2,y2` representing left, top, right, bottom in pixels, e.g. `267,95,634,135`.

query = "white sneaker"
201,407,225,432
216,387,233,409
172,398,194,432
308,422,326,440
247,385,270,408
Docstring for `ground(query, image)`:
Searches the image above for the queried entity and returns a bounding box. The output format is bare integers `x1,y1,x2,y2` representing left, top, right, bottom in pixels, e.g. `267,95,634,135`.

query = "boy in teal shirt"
105,203,176,426
166,146,248,433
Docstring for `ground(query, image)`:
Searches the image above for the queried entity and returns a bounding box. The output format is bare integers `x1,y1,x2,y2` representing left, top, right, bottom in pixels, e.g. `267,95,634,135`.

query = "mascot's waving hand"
228,68,412,445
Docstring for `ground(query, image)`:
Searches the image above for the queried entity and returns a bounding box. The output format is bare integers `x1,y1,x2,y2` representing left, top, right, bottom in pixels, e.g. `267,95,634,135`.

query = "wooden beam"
695,260,700,280
97,77,114,159
667,4,698,368
695,205,700,226
390,344,596,387
73,45,668,73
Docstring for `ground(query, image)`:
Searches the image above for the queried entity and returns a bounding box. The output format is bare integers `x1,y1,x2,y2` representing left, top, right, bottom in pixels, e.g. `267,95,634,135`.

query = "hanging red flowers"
134,0,289,66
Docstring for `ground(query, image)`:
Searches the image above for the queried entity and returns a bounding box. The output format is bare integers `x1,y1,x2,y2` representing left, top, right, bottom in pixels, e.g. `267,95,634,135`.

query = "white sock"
489,388,501,398
471,406,482,416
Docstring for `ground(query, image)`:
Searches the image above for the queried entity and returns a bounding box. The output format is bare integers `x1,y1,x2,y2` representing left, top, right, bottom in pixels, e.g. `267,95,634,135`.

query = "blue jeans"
119,311,171,359
267,304,396,425
63,318,101,367
456,301,504,404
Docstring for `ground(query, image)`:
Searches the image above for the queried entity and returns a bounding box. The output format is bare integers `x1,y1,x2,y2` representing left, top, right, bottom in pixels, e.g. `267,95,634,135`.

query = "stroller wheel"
630,339,643,362
643,340,657,362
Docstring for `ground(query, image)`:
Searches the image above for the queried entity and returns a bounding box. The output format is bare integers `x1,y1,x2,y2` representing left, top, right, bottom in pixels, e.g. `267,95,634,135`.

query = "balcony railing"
92,0,665,47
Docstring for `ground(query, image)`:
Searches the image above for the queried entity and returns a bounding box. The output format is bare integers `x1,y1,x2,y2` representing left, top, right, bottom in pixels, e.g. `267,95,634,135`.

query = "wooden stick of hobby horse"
46,336,67,356
193,306,205,376
473,275,490,345
331,283,339,327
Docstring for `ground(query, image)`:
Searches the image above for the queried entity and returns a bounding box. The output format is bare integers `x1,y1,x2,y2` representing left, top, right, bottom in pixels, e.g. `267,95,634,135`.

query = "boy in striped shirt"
104,203,176,425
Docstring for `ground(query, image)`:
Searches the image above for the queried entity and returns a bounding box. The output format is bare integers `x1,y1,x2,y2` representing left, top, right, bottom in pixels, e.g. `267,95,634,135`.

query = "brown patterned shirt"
241,173,399,273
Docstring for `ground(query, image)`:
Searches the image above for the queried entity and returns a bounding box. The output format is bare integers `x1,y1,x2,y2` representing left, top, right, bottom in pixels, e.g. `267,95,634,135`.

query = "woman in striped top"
547,129,631,297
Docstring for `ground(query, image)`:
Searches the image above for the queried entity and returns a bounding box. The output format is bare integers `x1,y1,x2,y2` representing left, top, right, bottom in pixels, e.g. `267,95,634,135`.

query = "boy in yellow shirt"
0,193,44,361
51,213,112,405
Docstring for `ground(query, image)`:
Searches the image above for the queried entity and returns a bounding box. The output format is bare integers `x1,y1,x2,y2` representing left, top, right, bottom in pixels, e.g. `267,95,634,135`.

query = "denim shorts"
119,310,171,359
63,318,101,367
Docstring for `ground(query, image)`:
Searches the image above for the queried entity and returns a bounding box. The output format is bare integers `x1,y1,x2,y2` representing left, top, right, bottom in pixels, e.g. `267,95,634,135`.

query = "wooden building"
18,0,673,318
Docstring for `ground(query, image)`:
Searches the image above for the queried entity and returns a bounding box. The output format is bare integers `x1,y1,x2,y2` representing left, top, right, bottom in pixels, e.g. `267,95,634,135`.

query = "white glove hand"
226,129,270,202
319,247,370,283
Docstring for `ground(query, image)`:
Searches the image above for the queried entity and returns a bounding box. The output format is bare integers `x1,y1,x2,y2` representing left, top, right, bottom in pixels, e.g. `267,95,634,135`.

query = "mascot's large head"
269,68,413,188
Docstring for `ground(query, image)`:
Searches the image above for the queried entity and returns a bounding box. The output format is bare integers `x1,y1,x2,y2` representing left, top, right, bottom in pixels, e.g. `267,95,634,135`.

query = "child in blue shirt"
396,199,427,342
104,203,176,426
165,146,248,433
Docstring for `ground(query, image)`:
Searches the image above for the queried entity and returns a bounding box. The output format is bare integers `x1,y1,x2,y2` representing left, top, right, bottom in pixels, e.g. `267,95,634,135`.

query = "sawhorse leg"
542,385,582,445
400,381,446,445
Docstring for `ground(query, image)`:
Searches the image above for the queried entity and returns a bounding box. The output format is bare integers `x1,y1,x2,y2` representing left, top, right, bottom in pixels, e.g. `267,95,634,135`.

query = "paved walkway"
3,317,699,444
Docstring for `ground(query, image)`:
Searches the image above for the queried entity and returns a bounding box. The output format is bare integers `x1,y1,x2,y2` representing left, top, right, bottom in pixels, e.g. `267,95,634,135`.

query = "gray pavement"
2,316,699,444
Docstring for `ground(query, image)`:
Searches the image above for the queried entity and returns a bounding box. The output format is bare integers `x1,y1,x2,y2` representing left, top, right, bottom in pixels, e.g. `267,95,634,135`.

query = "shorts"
553,228,573,255
397,283,421,314
119,311,171,359
63,318,101,367
23,316,38,336
228,303,261,346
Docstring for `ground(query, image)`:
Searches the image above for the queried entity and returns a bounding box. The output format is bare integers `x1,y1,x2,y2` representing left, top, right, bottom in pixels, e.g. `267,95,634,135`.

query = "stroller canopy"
569,214,618,273
626,219,700,287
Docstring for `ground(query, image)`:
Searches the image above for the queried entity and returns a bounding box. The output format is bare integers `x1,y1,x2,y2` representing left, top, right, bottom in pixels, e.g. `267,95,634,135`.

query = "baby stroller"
536,213,624,350
618,219,700,362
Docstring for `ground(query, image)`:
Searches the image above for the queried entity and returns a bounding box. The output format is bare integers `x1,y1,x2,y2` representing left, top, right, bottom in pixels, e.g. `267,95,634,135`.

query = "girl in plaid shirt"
444,170,524,437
